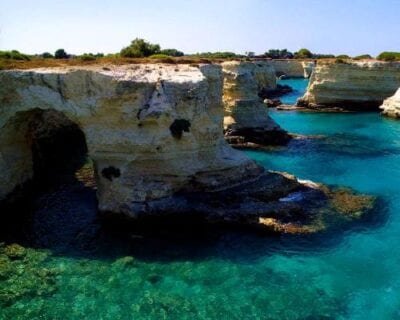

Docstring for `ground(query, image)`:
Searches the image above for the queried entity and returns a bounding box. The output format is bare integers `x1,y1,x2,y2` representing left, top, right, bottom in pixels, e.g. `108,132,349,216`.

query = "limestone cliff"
269,60,315,78
380,88,400,118
298,61,400,110
222,61,290,145
0,64,261,213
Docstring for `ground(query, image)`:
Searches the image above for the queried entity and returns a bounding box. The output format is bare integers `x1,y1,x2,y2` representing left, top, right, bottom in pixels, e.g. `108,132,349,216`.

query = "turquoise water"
2,79,400,319
278,78,309,105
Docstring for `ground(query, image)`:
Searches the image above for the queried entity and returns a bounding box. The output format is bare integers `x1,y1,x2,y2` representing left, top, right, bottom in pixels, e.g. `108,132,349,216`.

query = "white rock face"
298,61,400,109
222,61,276,130
269,60,315,78
380,88,400,118
0,64,260,212
221,61,290,145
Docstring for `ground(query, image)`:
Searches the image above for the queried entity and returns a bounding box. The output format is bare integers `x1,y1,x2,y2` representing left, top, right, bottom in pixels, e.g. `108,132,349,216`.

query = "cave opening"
27,109,92,187
0,109,97,244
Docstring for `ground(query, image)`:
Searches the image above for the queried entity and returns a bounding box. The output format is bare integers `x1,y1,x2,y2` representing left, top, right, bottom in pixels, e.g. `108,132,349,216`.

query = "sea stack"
298,61,400,110
222,61,291,146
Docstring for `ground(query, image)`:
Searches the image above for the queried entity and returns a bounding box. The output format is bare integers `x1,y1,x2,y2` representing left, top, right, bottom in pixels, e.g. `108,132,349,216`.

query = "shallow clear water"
2,80,400,319
278,78,309,105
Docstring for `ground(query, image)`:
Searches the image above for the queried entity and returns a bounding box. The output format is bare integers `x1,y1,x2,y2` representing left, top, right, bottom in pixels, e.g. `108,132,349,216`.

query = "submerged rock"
297,61,400,111
3,244,26,260
102,170,376,235
380,88,400,119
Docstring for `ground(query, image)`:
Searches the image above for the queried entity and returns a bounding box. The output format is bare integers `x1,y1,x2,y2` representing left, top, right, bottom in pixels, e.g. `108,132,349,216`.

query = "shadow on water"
0,177,390,264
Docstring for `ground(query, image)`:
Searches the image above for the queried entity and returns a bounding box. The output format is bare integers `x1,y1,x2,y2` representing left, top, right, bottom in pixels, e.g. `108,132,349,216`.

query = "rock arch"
0,108,91,199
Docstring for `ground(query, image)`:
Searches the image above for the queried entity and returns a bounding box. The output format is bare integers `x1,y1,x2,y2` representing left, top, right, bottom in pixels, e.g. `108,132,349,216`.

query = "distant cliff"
298,61,400,110
269,60,315,78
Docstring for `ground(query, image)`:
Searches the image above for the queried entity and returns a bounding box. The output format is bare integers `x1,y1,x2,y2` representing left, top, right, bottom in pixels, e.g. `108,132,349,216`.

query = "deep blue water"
1,79,400,319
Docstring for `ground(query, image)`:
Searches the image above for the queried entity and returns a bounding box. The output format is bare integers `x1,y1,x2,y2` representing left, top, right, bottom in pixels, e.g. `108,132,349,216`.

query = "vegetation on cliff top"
377,52,400,61
0,38,398,70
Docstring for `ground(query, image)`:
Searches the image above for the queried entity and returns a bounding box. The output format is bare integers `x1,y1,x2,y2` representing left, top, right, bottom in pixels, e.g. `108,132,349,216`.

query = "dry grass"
0,56,237,70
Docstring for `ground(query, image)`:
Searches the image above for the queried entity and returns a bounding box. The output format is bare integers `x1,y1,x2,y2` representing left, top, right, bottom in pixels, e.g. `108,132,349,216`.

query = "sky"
0,0,399,56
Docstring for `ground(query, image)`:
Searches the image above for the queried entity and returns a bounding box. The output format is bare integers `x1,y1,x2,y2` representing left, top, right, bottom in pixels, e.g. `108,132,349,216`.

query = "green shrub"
149,54,171,59
190,52,241,59
79,53,96,61
377,52,400,61
120,38,161,58
160,49,184,57
264,49,294,59
353,54,372,60
55,49,69,59
294,48,313,59
41,52,54,59
0,50,30,60
336,54,350,59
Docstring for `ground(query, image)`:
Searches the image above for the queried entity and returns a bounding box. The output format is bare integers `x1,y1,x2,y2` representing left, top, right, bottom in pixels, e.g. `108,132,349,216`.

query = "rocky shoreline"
0,62,376,236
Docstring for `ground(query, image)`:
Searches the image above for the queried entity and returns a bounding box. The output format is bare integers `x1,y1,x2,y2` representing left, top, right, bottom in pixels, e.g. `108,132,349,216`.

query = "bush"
79,53,96,61
264,49,294,59
294,48,313,59
160,49,184,57
313,54,335,59
191,52,241,59
41,52,54,59
120,38,161,58
353,54,372,60
55,49,69,59
377,52,400,61
336,54,350,59
149,54,171,59
0,50,30,60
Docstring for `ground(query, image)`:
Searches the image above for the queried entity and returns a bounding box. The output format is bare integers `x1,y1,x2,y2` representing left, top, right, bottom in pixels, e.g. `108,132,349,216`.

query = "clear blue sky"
1,0,399,56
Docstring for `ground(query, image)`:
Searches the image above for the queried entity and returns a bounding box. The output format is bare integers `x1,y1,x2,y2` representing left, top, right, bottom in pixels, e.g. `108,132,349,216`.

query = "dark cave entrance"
27,109,91,186
0,109,98,245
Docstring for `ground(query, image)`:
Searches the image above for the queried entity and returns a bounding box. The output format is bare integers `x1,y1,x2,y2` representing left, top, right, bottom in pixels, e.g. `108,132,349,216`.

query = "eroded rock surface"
270,60,315,78
0,63,374,232
380,88,400,118
298,61,400,110
222,61,291,146
0,64,260,213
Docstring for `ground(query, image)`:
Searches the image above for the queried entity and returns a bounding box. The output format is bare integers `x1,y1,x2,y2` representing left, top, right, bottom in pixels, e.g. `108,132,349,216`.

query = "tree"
295,48,313,59
264,49,293,59
120,38,161,58
41,52,53,59
55,49,68,59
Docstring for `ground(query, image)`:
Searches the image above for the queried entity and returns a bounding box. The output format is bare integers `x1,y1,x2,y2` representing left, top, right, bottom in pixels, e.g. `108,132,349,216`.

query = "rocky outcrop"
0,63,374,233
269,60,315,78
380,88,400,118
298,61,400,110
222,61,291,146
0,64,261,213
